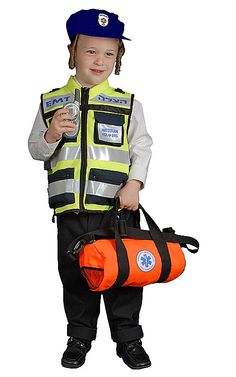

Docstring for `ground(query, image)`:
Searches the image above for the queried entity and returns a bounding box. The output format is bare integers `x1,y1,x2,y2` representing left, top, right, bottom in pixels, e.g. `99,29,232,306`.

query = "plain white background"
0,0,235,376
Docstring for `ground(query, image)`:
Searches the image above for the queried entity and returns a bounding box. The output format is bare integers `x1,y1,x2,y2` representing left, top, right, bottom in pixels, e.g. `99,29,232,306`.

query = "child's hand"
44,108,76,143
115,180,142,211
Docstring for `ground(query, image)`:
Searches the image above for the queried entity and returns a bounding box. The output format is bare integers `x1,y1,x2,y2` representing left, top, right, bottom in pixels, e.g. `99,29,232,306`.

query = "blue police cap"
66,9,131,42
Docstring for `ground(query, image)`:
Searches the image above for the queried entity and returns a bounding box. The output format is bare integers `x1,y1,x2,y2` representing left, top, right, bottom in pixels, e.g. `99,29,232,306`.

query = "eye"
106,52,115,57
86,49,96,55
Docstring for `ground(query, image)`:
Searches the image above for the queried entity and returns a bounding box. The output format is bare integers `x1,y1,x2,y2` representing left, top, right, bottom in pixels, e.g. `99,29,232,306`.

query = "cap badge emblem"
98,13,109,27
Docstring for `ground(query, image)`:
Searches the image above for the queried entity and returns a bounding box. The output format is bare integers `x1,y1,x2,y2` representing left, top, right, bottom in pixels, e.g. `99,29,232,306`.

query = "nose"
94,54,104,66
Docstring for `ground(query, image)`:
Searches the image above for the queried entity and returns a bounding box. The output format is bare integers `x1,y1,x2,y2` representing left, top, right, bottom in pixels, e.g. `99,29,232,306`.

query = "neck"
75,74,94,88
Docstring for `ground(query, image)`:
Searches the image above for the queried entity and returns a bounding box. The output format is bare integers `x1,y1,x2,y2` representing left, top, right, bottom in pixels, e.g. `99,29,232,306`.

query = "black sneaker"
61,337,92,368
116,339,151,369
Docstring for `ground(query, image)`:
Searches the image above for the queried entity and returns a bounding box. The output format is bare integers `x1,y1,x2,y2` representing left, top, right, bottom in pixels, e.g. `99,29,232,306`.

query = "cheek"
75,54,91,68
107,57,117,71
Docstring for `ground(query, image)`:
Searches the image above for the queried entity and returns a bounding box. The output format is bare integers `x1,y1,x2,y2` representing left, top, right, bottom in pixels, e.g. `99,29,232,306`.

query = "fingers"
121,205,138,211
52,120,76,134
117,197,139,211
54,108,75,121
60,120,77,130
125,206,139,211
45,108,79,143
50,109,77,137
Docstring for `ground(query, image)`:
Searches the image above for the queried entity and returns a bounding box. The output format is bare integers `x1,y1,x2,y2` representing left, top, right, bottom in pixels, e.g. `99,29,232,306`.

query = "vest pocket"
48,168,76,208
94,112,124,147
86,168,128,206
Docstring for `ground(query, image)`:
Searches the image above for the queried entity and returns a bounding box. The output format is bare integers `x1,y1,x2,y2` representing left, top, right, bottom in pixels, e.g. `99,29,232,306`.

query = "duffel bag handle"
114,198,165,242
114,198,199,251
112,198,172,287
114,198,163,235
66,198,199,272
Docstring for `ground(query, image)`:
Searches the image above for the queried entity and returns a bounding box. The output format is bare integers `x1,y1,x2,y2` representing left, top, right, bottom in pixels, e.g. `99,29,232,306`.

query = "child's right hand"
44,108,76,143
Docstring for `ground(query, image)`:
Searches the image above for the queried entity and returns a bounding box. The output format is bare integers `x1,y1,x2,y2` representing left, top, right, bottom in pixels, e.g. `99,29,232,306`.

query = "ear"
74,51,79,66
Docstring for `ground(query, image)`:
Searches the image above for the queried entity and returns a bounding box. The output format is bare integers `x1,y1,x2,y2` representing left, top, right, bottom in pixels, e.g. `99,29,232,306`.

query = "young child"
28,9,153,369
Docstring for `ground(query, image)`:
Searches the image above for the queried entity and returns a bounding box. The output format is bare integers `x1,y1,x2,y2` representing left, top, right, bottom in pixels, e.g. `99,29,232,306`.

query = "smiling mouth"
90,69,105,74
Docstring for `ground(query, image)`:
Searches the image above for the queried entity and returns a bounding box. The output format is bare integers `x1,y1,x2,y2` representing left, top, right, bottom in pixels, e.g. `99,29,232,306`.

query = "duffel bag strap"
66,201,131,260
66,228,114,261
111,198,172,287
121,221,199,254
112,199,199,287
162,228,199,253
118,226,199,253
137,204,199,252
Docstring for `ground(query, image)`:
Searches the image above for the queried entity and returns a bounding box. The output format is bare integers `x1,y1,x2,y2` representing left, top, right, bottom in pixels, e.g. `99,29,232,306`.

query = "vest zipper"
79,87,90,210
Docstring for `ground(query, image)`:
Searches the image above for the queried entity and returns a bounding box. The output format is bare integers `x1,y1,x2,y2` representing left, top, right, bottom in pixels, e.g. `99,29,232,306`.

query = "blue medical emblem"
136,250,156,272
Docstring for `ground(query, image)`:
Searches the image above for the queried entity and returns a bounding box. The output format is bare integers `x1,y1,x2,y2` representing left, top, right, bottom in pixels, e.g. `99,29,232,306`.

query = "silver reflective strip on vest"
50,145,129,169
88,146,130,165
87,181,122,198
50,147,81,169
48,179,80,197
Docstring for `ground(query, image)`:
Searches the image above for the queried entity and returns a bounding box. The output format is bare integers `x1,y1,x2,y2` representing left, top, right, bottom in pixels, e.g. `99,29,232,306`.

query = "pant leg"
57,212,103,341
103,286,144,343
102,209,144,343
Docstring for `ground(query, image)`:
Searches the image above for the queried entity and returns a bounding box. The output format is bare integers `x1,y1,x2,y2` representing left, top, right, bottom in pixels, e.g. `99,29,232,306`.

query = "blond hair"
67,35,125,75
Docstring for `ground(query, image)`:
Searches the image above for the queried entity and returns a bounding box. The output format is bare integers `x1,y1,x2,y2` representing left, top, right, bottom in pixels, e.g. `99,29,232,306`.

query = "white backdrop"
0,0,235,376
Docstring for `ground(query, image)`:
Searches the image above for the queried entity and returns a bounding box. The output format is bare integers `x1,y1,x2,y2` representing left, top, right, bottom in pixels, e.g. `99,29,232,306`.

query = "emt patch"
97,123,122,144
43,94,74,111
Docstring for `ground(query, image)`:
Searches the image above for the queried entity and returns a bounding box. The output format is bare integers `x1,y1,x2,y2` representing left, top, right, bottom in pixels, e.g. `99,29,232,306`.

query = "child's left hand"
115,180,142,211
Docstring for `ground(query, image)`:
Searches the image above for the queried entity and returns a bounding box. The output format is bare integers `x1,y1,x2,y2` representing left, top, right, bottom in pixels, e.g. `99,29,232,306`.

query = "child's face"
75,34,119,87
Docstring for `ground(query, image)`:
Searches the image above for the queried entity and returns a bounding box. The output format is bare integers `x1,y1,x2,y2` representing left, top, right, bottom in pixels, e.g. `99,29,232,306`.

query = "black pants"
57,208,144,343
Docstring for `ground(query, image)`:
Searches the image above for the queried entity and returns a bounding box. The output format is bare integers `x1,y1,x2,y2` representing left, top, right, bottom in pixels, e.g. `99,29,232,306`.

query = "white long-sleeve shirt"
28,93,153,189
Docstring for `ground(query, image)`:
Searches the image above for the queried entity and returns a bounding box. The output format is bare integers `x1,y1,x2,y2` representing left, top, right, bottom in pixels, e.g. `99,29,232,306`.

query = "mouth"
90,69,105,75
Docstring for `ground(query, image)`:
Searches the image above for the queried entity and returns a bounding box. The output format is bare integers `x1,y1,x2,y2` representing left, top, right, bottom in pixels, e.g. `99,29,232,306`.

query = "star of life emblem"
98,13,109,27
136,250,156,272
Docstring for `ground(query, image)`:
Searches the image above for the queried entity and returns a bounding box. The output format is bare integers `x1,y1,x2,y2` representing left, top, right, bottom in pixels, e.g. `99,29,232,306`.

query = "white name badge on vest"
97,123,122,144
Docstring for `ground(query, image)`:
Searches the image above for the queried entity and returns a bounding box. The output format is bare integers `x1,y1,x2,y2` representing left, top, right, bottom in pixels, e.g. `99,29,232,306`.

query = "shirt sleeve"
28,105,61,161
127,99,153,189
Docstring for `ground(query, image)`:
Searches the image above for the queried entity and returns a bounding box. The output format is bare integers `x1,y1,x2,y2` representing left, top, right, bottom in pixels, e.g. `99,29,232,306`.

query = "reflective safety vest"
41,76,134,215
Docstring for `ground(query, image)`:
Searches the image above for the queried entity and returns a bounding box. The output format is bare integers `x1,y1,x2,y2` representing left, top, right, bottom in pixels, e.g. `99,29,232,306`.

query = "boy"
28,9,153,369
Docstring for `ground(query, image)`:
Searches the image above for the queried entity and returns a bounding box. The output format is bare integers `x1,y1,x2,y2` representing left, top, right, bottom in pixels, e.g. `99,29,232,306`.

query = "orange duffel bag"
66,199,199,291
